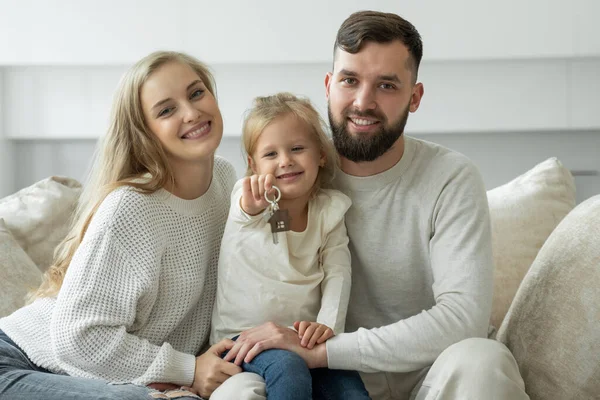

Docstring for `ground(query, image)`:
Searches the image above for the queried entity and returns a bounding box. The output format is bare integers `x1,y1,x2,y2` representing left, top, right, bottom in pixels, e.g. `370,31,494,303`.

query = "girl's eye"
263,152,276,158
292,146,304,152
190,89,205,99
158,107,174,117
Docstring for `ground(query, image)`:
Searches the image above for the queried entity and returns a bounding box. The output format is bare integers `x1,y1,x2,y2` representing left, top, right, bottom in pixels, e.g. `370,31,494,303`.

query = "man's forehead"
333,42,411,77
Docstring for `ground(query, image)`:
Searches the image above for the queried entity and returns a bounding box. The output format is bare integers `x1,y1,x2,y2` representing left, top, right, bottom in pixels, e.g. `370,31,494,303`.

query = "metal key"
265,186,290,244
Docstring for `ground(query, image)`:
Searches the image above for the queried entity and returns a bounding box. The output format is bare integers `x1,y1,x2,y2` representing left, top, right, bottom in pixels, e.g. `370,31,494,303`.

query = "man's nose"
353,86,377,111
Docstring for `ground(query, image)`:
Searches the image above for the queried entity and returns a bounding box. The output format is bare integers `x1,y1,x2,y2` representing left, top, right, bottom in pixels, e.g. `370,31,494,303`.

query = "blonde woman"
210,93,370,399
0,51,240,399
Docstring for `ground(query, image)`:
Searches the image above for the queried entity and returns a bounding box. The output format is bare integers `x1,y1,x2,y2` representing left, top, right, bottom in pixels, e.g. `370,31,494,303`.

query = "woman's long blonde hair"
33,51,217,299
242,92,339,194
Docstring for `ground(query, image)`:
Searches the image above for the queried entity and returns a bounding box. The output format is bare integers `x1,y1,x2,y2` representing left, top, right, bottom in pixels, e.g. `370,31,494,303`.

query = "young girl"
210,93,370,399
0,51,241,400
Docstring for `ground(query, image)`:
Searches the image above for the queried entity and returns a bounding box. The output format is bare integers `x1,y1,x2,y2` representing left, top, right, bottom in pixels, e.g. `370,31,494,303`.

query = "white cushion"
497,194,600,399
0,219,42,317
0,176,82,272
487,158,576,330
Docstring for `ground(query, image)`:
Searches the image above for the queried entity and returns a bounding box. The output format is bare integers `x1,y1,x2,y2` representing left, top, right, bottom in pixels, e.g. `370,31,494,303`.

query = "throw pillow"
0,176,82,272
487,157,576,330
0,219,42,317
497,194,600,400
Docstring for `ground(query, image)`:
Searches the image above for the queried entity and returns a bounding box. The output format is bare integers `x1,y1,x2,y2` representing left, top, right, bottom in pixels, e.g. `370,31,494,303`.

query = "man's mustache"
342,108,385,121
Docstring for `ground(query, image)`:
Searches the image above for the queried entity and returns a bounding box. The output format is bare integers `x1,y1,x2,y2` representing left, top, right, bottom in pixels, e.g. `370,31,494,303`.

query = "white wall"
1,0,600,200
1,0,599,64
0,70,15,198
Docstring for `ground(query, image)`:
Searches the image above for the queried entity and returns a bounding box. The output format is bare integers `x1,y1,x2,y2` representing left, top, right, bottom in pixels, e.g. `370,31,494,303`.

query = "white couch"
1,158,598,399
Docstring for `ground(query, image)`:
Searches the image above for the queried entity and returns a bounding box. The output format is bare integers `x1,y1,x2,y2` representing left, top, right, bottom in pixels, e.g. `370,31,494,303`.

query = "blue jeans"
0,329,197,400
225,337,370,400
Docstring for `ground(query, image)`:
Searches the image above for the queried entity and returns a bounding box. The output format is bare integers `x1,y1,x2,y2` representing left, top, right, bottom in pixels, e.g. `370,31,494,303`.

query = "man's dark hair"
334,10,423,82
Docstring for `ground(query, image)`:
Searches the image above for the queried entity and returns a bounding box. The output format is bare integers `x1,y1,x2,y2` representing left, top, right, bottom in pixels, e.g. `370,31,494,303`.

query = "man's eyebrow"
379,74,401,83
337,69,402,84
338,69,357,76
152,80,203,110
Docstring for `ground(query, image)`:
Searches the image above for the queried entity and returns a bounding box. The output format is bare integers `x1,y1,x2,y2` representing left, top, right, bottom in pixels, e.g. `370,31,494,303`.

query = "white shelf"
4,59,600,139
1,0,599,65
569,59,600,129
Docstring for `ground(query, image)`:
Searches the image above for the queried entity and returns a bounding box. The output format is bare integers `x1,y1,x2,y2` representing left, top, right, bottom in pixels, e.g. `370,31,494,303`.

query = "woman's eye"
158,107,174,117
190,89,204,99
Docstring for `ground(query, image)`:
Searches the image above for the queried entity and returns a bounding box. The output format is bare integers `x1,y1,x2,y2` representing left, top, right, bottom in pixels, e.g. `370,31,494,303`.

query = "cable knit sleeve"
316,190,352,335
50,190,196,386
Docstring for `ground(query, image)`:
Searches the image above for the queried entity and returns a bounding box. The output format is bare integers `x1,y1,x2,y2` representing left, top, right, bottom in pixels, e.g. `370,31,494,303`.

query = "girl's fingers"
301,325,317,347
258,175,266,197
298,321,310,338
265,174,276,191
308,326,326,349
316,328,333,344
250,175,261,201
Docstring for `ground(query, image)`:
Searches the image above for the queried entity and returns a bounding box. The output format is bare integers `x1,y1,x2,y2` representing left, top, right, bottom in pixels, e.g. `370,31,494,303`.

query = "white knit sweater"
0,156,236,387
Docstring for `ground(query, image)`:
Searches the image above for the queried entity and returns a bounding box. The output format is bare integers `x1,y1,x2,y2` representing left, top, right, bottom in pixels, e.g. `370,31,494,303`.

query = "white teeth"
183,123,209,139
351,118,376,126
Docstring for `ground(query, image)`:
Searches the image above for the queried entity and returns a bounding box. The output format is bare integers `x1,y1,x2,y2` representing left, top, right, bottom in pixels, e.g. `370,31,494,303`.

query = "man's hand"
294,321,334,349
240,174,277,216
191,339,242,398
223,322,329,369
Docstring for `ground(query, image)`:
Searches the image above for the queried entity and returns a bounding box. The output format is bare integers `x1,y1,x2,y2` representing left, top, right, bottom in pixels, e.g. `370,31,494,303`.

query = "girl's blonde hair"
242,92,338,194
32,51,217,299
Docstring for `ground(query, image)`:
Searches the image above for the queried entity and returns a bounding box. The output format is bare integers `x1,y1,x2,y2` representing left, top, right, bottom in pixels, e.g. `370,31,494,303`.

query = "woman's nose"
183,103,201,123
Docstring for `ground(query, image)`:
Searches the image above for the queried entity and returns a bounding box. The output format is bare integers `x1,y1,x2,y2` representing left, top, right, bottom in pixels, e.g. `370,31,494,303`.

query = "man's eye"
342,78,356,85
380,83,396,90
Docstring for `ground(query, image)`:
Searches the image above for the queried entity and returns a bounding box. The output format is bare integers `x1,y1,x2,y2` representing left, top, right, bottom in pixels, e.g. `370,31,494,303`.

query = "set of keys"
264,185,290,244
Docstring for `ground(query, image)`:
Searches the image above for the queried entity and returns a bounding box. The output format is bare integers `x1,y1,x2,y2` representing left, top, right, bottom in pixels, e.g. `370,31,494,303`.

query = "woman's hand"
294,321,334,349
240,174,277,216
191,339,242,398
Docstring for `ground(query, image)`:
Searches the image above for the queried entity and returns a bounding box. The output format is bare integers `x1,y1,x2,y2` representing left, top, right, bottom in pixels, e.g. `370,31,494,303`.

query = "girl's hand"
294,321,334,349
240,174,277,216
191,339,242,398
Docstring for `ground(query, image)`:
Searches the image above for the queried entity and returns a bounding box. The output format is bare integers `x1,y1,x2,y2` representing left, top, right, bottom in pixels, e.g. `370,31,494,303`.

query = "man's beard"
328,103,410,163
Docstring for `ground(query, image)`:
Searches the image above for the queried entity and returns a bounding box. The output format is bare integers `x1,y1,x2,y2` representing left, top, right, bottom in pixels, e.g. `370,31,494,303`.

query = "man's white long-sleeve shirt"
327,136,493,397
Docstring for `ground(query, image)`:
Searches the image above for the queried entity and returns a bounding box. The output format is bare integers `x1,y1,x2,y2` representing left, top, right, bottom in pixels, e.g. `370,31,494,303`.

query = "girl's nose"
279,153,293,167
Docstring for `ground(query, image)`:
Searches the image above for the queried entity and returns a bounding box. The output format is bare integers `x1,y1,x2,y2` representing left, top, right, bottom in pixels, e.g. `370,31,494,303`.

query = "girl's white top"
210,179,352,344
0,157,237,387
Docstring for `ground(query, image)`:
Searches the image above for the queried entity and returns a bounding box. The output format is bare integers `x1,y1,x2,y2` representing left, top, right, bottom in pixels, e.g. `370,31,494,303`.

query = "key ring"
264,185,282,205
